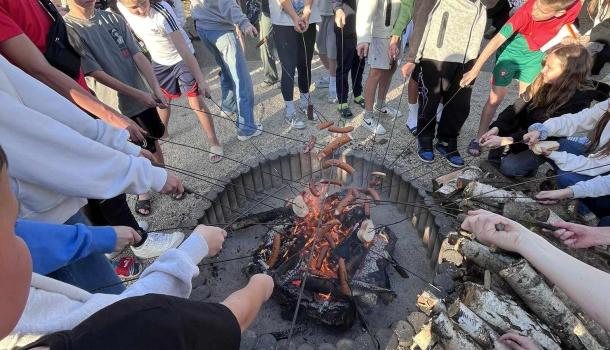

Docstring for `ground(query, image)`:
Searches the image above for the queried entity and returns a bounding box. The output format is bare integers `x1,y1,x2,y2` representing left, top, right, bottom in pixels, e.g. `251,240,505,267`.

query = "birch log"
502,201,562,226
431,312,483,350
447,299,509,350
461,282,561,350
554,287,610,348
463,182,535,204
457,238,519,273
455,167,485,190
417,291,447,316
499,260,604,350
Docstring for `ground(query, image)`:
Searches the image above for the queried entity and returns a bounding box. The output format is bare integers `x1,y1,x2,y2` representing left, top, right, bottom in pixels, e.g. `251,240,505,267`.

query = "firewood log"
431,312,483,350
457,238,519,273
229,206,292,231
461,282,561,350
447,299,509,350
410,322,437,350
502,201,563,226
463,181,535,204
417,291,447,316
434,180,460,201
433,169,462,191
455,167,485,190
499,260,604,350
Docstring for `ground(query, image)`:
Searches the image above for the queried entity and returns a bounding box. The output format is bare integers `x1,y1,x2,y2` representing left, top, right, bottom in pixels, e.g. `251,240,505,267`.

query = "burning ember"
245,181,399,328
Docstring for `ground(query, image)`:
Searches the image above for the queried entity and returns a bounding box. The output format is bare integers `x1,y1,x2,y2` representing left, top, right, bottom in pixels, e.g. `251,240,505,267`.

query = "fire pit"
195,147,452,345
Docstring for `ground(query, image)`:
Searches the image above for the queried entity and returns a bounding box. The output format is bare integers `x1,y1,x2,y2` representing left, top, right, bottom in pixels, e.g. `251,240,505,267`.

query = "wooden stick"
499,260,604,350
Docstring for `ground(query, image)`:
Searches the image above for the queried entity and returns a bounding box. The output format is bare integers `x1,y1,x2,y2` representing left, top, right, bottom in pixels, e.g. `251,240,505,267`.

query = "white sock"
407,103,418,129
436,103,444,122
374,100,386,110
285,101,295,115
364,110,374,121
299,93,310,108
329,75,337,93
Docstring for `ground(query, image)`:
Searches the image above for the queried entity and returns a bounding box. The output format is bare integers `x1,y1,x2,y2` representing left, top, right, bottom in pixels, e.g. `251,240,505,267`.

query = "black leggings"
85,194,140,231
334,31,364,104
273,24,317,101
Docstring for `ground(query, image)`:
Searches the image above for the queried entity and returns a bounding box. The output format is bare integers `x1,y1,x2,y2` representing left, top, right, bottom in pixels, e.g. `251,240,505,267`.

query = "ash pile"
242,186,400,329
395,163,610,350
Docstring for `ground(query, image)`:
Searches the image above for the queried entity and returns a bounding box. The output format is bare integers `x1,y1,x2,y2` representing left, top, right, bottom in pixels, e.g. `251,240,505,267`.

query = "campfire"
244,182,399,328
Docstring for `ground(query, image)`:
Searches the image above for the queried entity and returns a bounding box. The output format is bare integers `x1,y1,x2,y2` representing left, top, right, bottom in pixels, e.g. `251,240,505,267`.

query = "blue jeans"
46,210,125,294
499,138,588,177
196,27,257,136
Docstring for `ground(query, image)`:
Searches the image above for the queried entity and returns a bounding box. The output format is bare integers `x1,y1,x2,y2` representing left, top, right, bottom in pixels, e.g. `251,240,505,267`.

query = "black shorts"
131,108,165,153
21,294,241,350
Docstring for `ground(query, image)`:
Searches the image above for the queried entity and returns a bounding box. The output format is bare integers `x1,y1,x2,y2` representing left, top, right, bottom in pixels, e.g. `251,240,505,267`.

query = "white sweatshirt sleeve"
356,0,377,44
0,55,141,156
543,99,609,137
547,151,610,177
0,91,167,197
570,174,610,199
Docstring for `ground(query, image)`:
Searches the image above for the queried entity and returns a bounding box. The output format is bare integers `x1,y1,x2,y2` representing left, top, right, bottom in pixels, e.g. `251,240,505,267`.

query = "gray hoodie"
190,0,251,32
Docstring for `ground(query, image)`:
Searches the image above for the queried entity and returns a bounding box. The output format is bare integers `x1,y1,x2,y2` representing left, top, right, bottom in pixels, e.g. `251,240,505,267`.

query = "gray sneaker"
374,104,403,118
315,76,329,89
285,111,306,129
361,117,386,135
237,123,263,141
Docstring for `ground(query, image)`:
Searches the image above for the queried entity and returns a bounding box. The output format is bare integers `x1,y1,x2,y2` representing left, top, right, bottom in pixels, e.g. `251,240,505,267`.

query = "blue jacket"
15,219,116,275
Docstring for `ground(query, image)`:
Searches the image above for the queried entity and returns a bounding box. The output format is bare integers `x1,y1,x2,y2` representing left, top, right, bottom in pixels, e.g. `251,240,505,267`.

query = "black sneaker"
337,103,354,119
435,140,465,168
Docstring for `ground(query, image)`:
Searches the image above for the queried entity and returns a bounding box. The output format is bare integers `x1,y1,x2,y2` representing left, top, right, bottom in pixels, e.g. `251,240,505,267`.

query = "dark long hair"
588,111,610,157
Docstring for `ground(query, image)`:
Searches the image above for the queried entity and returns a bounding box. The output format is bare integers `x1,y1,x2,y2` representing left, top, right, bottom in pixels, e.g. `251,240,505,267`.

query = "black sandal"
135,198,152,216
467,139,481,157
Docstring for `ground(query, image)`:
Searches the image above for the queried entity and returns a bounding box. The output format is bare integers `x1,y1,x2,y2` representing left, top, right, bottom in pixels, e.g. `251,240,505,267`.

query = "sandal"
467,139,481,157
135,198,152,216
209,145,224,164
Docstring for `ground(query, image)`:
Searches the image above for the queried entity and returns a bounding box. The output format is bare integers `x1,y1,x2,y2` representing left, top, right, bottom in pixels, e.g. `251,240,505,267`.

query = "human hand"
134,90,160,109
334,9,346,28
461,209,530,253
120,117,147,143
480,127,499,143
193,225,227,257
460,68,479,87
401,62,416,78
550,220,610,249
113,226,142,251
357,43,369,58
160,173,185,196
481,135,512,149
530,141,559,156
153,88,168,109
535,188,573,204
243,24,258,38
500,333,540,350
522,130,540,146
197,81,211,99
292,16,307,32
139,149,157,162
389,36,401,61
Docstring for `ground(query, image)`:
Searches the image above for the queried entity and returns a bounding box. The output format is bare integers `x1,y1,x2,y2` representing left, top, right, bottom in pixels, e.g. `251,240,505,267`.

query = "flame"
316,292,332,301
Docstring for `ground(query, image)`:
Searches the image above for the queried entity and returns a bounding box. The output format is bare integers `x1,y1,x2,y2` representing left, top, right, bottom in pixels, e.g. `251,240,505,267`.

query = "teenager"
0,147,273,349
481,44,608,177
270,0,321,129
316,0,338,103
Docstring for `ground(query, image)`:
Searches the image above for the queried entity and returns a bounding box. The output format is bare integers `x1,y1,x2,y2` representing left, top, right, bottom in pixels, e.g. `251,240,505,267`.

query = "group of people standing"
1,0,610,349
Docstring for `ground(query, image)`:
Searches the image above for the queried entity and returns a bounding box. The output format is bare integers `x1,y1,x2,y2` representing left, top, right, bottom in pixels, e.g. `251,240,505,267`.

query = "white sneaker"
237,123,263,141
285,111,306,129
315,76,329,89
328,90,338,103
374,104,403,118
362,118,386,135
131,231,185,259
106,220,150,260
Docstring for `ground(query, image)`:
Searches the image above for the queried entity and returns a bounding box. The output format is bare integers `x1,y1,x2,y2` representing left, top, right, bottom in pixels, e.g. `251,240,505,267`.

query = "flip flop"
135,198,152,216
209,145,224,163
467,139,481,157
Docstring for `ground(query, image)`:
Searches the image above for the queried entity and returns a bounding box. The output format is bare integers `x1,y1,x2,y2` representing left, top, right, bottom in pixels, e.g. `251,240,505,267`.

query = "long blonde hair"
526,44,592,118
588,0,610,19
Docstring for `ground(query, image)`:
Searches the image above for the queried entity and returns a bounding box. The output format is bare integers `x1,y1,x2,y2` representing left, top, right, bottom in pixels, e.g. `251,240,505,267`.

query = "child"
315,0,338,103
585,0,610,76
356,0,413,135
401,0,489,167
461,0,583,157
270,0,321,129
116,0,224,153
481,44,608,177
190,0,262,140
332,0,365,119
65,0,171,217
524,99,610,225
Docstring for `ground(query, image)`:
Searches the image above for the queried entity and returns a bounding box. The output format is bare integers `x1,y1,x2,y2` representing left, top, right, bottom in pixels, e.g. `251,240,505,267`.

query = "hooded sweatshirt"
1,232,209,349
190,0,252,32
0,54,167,224
356,0,406,44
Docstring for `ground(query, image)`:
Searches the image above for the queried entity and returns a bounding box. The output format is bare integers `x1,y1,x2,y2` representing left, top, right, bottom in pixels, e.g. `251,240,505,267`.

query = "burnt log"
447,299,509,350
461,282,561,350
229,206,292,231
431,312,483,350
499,260,604,350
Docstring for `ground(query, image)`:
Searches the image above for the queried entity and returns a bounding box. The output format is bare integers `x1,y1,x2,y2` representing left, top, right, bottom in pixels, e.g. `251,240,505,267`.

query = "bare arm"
462,210,610,331
460,34,508,87
132,52,167,106
0,34,146,141
168,31,208,94
88,70,158,109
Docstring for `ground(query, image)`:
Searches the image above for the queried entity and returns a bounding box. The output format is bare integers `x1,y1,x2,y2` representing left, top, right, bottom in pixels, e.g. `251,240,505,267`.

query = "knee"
500,157,531,178
487,91,505,106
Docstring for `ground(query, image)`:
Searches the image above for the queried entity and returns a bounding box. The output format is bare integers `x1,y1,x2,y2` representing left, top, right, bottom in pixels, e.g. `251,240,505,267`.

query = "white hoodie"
0,232,209,349
0,55,167,224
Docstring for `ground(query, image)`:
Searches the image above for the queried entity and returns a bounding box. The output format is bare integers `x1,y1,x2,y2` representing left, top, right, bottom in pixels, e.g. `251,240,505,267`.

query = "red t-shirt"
0,0,89,90
502,0,582,51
